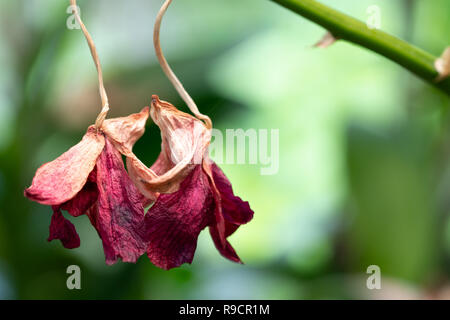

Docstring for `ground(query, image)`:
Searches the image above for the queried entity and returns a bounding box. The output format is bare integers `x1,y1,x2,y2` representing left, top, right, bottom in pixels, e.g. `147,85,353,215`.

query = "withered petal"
61,169,98,217
150,151,173,176
204,161,254,264
25,127,105,206
209,222,242,264
151,96,210,170
101,107,150,154
48,207,80,249
94,138,146,265
127,96,211,196
211,162,254,226
128,153,194,194
102,107,159,203
144,165,214,270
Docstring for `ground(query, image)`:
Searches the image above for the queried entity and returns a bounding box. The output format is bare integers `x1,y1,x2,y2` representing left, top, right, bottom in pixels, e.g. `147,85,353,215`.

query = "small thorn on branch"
314,32,338,49
435,47,450,82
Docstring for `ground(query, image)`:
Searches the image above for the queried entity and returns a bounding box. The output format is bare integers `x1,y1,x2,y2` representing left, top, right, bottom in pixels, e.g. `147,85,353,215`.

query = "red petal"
48,207,80,249
101,107,158,204
93,138,146,265
101,107,158,203
144,165,214,270
204,162,254,264
209,222,241,263
211,162,254,227
61,169,98,217
25,127,105,205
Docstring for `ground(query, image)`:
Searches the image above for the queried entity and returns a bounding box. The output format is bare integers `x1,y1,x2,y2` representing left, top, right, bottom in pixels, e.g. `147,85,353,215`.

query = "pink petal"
93,138,146,265
48,207,80,249
144,165,214,270
25,127,105,206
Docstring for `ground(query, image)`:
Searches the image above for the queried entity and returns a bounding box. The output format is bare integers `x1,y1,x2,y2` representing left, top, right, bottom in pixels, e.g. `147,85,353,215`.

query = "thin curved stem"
70,0,109,128
272,0,450,96
154,0,212,128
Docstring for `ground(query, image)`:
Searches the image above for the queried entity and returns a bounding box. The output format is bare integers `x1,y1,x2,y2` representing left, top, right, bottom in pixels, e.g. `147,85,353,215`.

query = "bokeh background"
0,0,449,299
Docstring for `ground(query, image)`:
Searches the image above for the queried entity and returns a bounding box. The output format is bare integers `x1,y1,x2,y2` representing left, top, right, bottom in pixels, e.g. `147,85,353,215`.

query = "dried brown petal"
127,96,211,195
101,107,150,154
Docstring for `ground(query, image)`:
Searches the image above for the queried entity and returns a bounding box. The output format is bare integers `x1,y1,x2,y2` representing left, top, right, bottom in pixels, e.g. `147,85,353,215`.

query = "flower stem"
70,0,110,128
154,0,212,129
271,0,450,96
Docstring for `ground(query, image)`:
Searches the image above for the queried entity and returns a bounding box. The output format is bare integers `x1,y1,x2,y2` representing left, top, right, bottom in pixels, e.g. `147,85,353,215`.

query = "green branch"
271,0,450,96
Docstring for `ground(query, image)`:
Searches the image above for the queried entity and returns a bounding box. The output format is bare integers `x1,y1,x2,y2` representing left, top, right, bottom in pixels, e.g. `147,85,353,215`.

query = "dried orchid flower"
25,0,254,270
122,0,255,269
135,96,254,270
116,96,253,270
25,0,153,265
25,109,151,264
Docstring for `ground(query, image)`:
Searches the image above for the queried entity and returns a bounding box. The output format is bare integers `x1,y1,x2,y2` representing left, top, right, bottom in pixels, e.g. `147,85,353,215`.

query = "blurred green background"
0,0,449,299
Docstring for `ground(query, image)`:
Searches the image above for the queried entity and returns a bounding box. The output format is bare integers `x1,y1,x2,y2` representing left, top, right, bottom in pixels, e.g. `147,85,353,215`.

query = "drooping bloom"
126,96,254,270
25,98,253,269
25,108,151,264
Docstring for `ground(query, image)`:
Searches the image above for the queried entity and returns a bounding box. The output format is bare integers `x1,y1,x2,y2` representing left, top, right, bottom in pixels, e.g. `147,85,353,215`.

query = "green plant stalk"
271,0,450,96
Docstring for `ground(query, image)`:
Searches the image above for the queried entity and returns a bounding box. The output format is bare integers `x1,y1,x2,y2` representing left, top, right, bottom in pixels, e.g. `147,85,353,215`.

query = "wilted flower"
125,96,254,270
25,108,150,264
25,0,253,270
